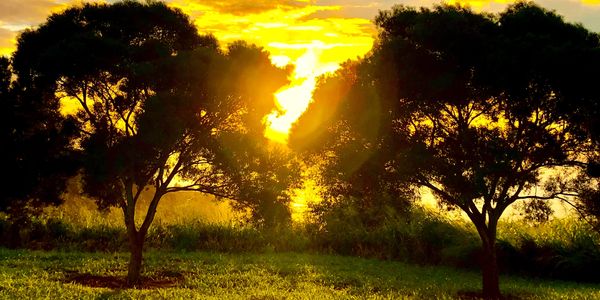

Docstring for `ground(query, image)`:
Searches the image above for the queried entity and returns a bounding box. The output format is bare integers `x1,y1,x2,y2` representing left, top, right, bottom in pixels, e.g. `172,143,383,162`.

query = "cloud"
0,0,64,26
170,0,375,63
314,0,600,32
182,0,313,15
444,0,600,31
1,0,597,59
0,0,91,56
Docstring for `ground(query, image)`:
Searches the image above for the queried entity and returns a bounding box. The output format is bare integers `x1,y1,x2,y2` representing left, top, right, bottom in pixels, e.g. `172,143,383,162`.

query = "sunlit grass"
1,249,598,299
497,216,600,252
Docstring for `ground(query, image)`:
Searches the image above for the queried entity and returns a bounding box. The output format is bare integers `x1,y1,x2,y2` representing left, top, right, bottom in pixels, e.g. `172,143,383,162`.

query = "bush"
305,197,479,265
494,217,600,282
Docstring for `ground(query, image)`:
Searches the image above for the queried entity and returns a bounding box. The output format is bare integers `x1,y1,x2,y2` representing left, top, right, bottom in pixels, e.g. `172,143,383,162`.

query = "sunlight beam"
264,45,340,144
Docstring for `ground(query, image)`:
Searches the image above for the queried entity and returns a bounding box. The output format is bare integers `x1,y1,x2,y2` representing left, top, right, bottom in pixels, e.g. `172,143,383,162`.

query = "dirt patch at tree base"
63,270,185,289
456,290,532,300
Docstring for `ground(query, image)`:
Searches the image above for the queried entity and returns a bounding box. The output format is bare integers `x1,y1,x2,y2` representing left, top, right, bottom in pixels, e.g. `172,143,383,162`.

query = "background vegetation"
1,195,599,285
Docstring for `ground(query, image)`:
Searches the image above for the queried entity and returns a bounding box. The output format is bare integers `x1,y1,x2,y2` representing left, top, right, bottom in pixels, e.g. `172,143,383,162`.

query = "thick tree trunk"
127,231,145,285
481,240,501,299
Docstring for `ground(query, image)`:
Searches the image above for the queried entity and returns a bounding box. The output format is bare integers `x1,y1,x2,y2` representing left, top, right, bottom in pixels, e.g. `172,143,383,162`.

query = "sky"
1,0,600,142
1,0,597,219
2,0,599,56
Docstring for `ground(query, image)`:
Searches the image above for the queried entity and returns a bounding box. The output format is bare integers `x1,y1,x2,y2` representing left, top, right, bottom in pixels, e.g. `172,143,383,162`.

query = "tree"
572,112,600,231
567,62,600,230
13,2,292,284
291,3,599,298
0,56,78,222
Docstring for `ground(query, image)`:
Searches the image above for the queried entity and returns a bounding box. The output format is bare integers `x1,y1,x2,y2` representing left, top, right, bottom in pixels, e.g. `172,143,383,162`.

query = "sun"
263,43,345,144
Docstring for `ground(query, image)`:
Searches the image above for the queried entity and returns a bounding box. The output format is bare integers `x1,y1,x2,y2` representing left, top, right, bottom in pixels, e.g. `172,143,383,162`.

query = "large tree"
291,3,599,298
13,1,293,284
0,56,78,221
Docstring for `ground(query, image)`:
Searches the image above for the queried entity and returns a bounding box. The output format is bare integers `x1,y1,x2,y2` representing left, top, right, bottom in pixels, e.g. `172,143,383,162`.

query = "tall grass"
303,197,600,283
497,218,600,281
2,193,599,283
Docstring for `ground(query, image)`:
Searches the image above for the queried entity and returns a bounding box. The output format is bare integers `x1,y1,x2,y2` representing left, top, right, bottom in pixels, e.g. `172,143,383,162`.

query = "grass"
0,248,598,299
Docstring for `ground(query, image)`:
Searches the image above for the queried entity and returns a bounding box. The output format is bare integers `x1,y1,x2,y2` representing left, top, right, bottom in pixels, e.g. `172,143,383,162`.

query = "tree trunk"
481,238,501,299
127,231,145,286
122,182,165,286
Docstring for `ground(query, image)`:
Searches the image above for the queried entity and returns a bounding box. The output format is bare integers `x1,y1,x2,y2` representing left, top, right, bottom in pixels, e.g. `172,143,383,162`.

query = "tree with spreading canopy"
290,2,599,298
13,1,295,284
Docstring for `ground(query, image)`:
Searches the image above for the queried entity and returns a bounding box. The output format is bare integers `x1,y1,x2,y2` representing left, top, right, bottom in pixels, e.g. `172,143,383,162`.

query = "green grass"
0,248,598,299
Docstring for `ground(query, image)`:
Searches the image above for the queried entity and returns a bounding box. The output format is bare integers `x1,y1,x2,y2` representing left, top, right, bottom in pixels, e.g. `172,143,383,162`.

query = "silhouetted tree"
0,56,78,223
291,3,599,298
289,59,416,220
13,2,292,284
206,41,302,228
572,115,600,231
576,165,600,230
0,57,8,94
567,59,600,230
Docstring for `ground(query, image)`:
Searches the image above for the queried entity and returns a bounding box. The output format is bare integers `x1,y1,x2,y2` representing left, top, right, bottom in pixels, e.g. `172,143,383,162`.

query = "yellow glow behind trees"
168,3,375,220
264,46,339,143
170,1,374,143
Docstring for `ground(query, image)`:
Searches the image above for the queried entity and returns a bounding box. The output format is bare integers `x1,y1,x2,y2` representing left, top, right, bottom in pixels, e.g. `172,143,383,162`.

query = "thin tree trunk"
127,231,145,285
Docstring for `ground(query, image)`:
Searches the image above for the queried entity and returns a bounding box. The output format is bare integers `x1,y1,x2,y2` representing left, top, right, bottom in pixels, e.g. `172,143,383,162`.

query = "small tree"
13,2,292,284
291,3,599,298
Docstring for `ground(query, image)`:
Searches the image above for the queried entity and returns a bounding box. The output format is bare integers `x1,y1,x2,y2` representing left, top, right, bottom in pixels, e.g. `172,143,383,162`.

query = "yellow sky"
1,0,599,143
168,1,375,143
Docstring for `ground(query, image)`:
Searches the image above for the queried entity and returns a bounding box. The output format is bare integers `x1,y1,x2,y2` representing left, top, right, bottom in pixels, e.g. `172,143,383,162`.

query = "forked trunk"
123,182,164,286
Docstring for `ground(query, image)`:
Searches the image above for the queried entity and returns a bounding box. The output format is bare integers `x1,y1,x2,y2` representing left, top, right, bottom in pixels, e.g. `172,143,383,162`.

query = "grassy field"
0,248,598,299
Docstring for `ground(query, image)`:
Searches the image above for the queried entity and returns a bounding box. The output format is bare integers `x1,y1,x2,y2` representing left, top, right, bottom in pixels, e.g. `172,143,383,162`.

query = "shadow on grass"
63,270,186,289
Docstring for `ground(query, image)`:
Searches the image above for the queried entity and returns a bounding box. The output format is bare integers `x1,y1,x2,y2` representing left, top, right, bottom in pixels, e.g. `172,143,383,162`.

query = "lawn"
0,248,598,299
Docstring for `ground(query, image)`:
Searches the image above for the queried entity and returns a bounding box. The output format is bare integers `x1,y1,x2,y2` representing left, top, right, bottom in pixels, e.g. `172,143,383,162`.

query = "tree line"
1,1,598,299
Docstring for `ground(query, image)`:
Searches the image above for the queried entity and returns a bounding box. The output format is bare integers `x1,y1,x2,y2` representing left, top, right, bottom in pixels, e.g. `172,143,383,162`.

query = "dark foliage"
0,56,79,219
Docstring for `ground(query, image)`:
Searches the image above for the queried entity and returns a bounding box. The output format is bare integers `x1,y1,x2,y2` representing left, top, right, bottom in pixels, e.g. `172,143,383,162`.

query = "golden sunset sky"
1,0,599,142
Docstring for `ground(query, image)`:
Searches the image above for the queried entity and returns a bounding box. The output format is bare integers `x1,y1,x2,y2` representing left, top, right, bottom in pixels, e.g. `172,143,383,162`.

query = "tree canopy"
0,56,78,219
